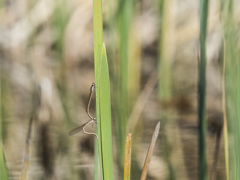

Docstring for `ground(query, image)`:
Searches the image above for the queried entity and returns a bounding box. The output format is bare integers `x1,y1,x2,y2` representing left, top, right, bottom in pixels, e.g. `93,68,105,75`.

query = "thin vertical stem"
198,0,209,179
93,0,103,179
221,31,229,180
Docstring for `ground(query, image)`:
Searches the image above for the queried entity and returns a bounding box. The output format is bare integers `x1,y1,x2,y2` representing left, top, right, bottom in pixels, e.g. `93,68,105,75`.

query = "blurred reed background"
0,0,240,179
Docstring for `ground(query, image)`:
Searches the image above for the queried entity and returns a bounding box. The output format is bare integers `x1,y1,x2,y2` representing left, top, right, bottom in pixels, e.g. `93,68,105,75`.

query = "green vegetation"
93,1,113,179
98,44,114,179
116,0,134,170
0,75,9,180
198,0,209,179
158,0,176,179
221,0,240,179
1,0,240,179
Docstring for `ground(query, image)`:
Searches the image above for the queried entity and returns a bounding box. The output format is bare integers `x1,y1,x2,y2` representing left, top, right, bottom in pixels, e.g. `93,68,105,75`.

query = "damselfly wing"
68,121,89,136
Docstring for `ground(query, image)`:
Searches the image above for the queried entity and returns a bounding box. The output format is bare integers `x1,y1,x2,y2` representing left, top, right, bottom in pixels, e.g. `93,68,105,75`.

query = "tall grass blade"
220,22,230,180
157,0,176,179
116,0,133,169
93,0,103,80
92,0,104,179
0,73,9,180
0,148,8,180
221,0,240,179
140,121,160,180
97,44,113,180
198,0,209,179
158,0,174,100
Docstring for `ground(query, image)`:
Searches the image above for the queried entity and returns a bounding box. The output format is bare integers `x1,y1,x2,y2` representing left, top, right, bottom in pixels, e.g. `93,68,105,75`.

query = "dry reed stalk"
123,133,132,180
140,121,160,180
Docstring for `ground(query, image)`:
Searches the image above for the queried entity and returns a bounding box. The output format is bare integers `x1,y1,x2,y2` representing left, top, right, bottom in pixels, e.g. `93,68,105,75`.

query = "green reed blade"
220,1,238,179
97,44,113,180
92,0,104,179
198,0,209,179
116,0,133,169
221,0,240,178
0,74,9,180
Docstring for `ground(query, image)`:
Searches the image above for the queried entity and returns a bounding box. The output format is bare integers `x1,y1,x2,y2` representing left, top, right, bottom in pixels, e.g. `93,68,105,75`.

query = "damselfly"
68,82,97,138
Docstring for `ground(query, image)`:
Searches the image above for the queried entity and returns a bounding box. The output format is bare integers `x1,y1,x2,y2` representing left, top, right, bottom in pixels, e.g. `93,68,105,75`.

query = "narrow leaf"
92,0,103,179
0,72,9,180
0,148,8,180
98,44,113,180
198,0,209,179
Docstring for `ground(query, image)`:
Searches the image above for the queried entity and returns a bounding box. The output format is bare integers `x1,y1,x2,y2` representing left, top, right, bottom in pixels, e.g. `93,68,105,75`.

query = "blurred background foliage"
0,0,240,179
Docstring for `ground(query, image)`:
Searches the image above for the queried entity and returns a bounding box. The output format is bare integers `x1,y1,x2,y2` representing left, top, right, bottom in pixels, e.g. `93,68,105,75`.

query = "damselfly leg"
82,120,98,138
68,119,98,138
